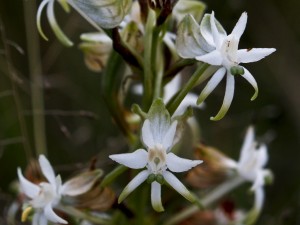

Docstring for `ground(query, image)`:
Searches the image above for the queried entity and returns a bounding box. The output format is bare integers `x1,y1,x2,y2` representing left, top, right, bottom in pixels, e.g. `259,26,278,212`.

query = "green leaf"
71,0,132,29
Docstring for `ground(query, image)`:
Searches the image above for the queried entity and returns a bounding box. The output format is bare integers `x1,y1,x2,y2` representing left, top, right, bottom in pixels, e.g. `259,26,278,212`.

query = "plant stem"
23,0,48,156
166,63,209,116
164,176,245,225
142,9,156,110
100,165,127,188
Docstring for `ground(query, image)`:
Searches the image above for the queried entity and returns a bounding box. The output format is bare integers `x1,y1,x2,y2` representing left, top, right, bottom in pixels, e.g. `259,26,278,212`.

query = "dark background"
0,0,299,224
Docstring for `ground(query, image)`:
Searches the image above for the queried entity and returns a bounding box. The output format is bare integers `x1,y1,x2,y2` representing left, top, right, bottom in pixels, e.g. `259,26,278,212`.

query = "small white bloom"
109,100,202,212
229,127,271,212
18,155,100,224
195,12,276,120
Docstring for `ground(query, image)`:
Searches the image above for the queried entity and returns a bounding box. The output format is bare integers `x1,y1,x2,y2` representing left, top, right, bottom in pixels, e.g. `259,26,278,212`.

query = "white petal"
118,170,149,203
44,204,67,224
39,214,49,225
254,187,264,211
256,144,268,168
164,75,181,102
151,182,164,212
166,153,202,173
109,149,148,169
17,168,40,199
210,73,235,121
36,0,50,41
237,48,276,63
210,11,222,48
46,0,73,46
239,127,255,164
174,93,204,116
162,120,178,151
241,68,258,101
163,171,195,202
195,50,223,65
231,12,247,40
142,119,155,148
32,213,40,225
39,155,56,188
197,67,226,104
200,14,227,47
251,171,265,191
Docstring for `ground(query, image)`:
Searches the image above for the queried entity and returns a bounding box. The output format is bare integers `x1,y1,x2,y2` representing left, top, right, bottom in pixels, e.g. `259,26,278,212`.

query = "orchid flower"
18,155,101,225
196,12,276,120
109,99,202,212
176,12,276,120
230,127,271,215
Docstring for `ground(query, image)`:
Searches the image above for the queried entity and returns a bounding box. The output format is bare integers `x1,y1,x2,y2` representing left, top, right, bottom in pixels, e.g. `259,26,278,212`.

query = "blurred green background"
0,0,299,224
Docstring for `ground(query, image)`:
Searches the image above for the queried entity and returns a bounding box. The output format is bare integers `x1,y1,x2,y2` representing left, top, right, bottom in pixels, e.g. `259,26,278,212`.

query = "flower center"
147,144,167,175
30,182,59,208
221,35,239,69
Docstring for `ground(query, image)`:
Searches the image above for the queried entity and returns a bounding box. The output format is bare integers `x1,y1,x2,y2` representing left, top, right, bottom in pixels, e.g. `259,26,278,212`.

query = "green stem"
164,176,245,225
23,0,47,156
57,205,110,224
163,59,196,82
166,63,209,116
102,51,136,144
142,9,156,110
100,165,127,188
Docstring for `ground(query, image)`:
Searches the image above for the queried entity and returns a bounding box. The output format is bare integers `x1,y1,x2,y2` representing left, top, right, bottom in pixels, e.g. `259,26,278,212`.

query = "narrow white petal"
197,67,226,104
210,73,235,121
32,213,40,225
254,187,264,211
46,0,73,46
17,168,40,199
241,68,258,101
195,50,223,65
256,144,268,168
118,170,149,203
109,149,148,169
166,153,202,173
36,0,51,41
142,119,155,148
251,171,265,191
237,48,276,63
163,171,195,202
39,155,56,188
210,11,222,48
231,12,247,40
238,126,255,164
162,120,177,150
174,93,204,116
44,204,67,224
151,182,164,212
39,215,49,225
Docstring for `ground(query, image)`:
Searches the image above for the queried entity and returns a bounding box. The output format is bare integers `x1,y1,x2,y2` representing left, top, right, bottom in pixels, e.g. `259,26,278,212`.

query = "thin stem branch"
23,0,47,156
164,176,245,225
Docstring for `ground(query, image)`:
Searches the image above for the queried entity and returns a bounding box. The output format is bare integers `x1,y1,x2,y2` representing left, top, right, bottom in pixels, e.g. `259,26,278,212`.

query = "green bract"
70,0,132,29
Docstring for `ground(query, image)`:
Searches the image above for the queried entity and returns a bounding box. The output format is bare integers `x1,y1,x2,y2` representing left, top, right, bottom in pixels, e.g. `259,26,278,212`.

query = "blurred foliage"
0,0,300,224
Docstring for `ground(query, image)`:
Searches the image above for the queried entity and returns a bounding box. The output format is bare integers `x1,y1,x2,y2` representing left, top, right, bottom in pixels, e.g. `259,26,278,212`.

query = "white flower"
178,12,276,120
109,100,202,212
18,155,100,224
196,12,276,120
229,127,271,212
